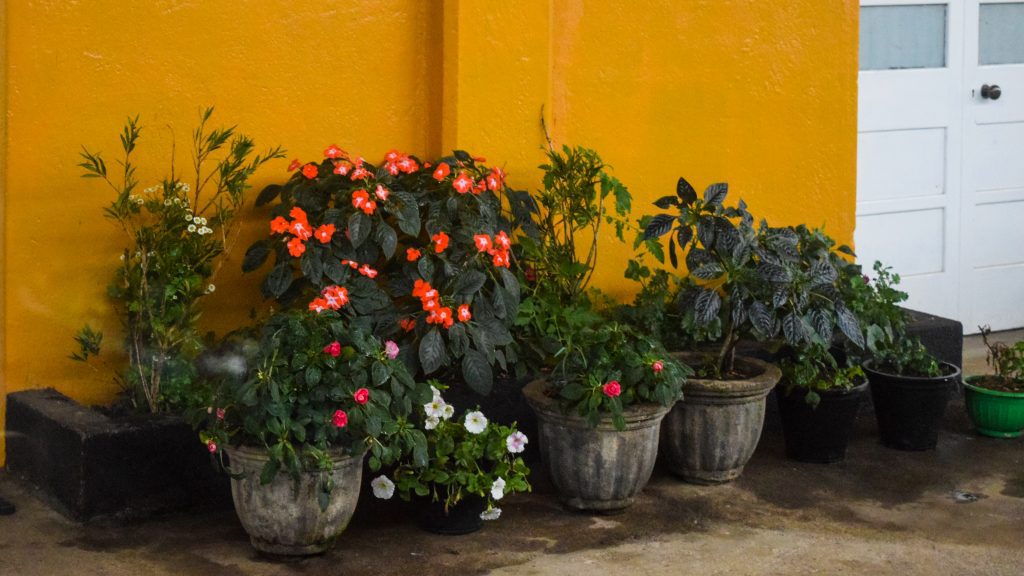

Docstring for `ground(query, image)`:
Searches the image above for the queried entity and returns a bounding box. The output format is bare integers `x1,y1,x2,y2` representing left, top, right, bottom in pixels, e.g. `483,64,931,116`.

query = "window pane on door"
980,3,1024,65
861,5,947,70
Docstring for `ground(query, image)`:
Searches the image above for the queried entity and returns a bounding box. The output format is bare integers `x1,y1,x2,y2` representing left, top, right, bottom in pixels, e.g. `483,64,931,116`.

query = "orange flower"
473,179,487,195
333,160,351,176
290,206,309,223
406,247,422,261
374,184,390,202
384,150,401,163
322,285,350,309
287,236,306,258
435,307,454,329
358,264,378,278
432,162,451,181
494,230,511,250
423,298,439,312
396,156,418,174
412,279,431,298
351,189,370,210
453,172,473,194
270,216,289,235
302,163,319,179
432,231,449,253
314,224,335,244
341,259,359,269
287,159,301,172
473,234,492,253
385,162,400,176
361,200,377,216
399,318,416,332
324,145,345,159
289,219,312,241
458,304,472,322
351,166,371,181
486,167,504,191
491,248,510,268
308,297,329,313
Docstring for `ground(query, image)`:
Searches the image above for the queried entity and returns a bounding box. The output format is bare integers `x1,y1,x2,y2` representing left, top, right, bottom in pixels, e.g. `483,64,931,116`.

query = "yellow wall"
1,0,858,465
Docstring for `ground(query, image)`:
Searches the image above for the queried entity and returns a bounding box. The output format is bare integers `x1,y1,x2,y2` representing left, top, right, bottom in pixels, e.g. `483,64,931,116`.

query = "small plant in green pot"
512,143,689,512
373,385,531,535
197,309,432,555
962,327,1024,438
845,263,960,451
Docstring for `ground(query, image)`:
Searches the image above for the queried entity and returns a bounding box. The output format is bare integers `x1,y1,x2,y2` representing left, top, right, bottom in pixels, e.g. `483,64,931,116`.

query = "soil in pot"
776,381,868,463
417,495,487,535
661,353,781,484
522,379,671,513
864,361,961,451
963,375,1024,438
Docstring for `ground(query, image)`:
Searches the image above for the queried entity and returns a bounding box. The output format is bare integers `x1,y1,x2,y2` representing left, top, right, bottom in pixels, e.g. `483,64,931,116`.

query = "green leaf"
676,176,698,205
461,348,493,395
265,263,293,298
300,250,323,284
349,211,370,248
653,195,679,209
242,241,271,273
374,223,398,260
703,182,728,207
694,289,721,325
419,328,446,374
455,269,487,296
643,214,675,240
255,184,283,207
305,365,321,386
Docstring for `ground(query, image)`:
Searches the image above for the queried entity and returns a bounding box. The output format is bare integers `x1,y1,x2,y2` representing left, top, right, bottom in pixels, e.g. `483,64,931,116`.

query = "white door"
961,1,1024,331
857,1,1024,332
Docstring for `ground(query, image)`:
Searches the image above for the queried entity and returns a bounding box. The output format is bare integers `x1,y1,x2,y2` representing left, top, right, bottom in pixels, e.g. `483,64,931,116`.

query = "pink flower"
353,388,370,405
323,341,342,357
332,410,348,428
216,408,226,421
384,340,400,360
602,380,621,398
206,440,217,453
652,361,664,374
374,184,390,202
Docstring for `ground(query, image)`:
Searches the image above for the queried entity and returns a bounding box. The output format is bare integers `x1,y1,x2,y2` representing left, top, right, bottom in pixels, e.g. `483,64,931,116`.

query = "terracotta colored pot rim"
522,379,672,431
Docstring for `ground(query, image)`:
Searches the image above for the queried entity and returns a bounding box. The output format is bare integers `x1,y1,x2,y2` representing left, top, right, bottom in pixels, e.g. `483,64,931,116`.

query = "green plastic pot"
963,376,1024,438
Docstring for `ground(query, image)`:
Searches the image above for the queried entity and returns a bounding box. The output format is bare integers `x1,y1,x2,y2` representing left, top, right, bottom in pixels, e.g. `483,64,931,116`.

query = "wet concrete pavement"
1,333,1022,575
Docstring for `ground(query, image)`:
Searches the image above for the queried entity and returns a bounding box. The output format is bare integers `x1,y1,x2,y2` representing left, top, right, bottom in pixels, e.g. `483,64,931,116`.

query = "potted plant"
962,327,1024,438
511,142,689,511
372,384,531,534
197,309,432,555
643,179,868,482
845,263,961,450
244,147,518,398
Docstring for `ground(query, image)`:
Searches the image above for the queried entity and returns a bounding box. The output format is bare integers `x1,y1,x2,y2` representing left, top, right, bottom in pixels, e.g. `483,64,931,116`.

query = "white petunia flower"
424,416,440,430
424,399,446,419
480,507,502,521
430,385,443,401
370,475,395,500
442,403,455,420
188,224,197,233
464,411,488,434
490,477,506,500
506,431,528,454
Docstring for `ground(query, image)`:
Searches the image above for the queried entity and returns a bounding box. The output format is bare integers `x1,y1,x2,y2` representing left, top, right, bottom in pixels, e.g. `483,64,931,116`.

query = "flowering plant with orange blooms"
244,147,520,396
195,309,432,508
74,108,283,413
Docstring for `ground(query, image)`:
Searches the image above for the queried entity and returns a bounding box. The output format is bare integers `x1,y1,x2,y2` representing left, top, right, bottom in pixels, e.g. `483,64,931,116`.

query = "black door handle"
981,84,1002,100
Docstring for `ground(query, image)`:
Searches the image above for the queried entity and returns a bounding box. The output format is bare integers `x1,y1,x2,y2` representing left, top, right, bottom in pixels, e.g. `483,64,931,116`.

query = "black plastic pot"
417,495,486,535
777,381,868,463
863,361,961,451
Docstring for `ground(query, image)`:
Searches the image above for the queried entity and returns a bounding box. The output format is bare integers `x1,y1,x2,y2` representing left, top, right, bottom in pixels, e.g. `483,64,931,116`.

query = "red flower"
302,163,319,179
652,361,664,374
396,156,418,174
453,172,474,194
353,388,370,405
374,184,390,202
432,231,449,253
399,318,416,332
333,161,351,176
207,440,218,453
458,304,472,322
287,237,306,258
432,162,451,181
309,297,329,313
525,265,537,283
602,380,621,398
332,409,348,428
358,264,378,278
287,159,301,172
323,341,342,357
473,234,492,252
314,224,336,244
324,144,345,159
406,247,422,261
322,285,350,309
384,149,400,163
361,200,377,216
270,216,289,235
351,166,371,181
216,408,226,421
352,189,370,210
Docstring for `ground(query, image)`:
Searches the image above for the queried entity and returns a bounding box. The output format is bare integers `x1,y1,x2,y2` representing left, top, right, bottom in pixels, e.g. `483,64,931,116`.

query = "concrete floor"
1,333,1023,576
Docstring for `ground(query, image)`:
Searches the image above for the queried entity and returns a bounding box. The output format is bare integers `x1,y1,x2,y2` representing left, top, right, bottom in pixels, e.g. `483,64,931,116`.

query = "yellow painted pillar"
1,1,8,468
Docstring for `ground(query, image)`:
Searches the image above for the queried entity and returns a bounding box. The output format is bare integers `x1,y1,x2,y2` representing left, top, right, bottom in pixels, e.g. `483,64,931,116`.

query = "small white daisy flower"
181,183,191,193
480,507,502,521
185,214,193,222
506,431,528,454
163,199,172,206
206,284,215,294
490,477,506,501
188,224,197,233
464,411,488,434
370,475,395,500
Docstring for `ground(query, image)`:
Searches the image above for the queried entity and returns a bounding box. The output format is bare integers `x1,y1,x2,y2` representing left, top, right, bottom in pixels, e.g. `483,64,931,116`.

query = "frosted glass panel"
980,3,1024,65
861,5,947,70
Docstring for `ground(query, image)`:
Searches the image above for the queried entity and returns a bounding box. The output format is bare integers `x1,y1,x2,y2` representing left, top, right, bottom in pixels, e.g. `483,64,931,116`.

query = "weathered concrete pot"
225,445,364,556
523,379,672,512
661,355,781,484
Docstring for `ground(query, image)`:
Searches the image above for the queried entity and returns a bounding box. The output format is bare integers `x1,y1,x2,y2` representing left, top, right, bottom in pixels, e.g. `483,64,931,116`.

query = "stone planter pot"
225,445,364,556
661,355,781,484
522,379,671,512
